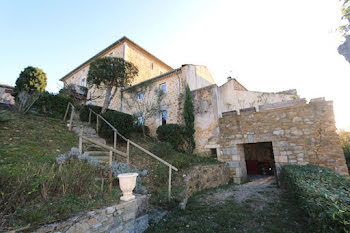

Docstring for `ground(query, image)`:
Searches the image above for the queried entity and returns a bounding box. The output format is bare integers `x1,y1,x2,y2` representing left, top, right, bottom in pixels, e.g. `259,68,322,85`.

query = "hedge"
282,164,350,233
156,124,184,151
79,105,103,123
99,110,135,140
80,105,138,140
32,92,74,118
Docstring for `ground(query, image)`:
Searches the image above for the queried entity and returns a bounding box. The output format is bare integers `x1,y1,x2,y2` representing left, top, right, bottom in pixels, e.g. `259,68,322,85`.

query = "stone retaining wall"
180,163,230,208
35,195,148,233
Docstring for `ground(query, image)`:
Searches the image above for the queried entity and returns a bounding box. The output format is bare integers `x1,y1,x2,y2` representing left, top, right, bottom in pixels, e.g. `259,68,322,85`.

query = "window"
138,116,143,125
160,110,167,125
138,92,144,101
151,63,154,70
80,78,86,87
109,52,113,56
160,83,166,93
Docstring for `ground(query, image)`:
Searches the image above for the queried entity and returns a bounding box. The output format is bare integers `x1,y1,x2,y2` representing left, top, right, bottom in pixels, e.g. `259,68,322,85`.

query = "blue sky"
1,0,350,129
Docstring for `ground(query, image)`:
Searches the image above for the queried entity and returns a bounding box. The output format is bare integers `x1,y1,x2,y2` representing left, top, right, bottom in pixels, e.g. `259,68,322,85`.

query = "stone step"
91,156,110,163
85,151,109,156
82,137,106,145
72,127,97,136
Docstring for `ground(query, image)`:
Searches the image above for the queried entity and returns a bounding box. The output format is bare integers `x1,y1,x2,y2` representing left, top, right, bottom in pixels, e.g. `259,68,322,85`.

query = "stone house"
61,36,349,182
0,84,14,105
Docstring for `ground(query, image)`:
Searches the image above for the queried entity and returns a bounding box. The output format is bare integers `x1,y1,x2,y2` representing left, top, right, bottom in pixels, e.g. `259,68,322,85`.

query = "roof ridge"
60,36,173,81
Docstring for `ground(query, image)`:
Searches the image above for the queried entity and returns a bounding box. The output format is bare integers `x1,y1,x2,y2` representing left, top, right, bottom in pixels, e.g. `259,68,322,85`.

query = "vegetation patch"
146,181,311,233
32,92,74,118
0,112,120,231
156,124,185,151
282,164,350,232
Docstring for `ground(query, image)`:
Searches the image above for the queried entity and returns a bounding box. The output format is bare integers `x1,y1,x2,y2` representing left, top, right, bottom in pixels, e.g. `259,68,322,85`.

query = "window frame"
159,83,166,93
160,110,167,125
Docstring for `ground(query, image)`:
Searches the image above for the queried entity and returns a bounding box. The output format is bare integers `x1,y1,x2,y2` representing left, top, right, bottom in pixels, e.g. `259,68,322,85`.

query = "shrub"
339,130,350,170
32,92,74,118
79,105,103,123
149,142,219,170
149,142,174,158
99,110,135,139
0,159,100,220
0,110,11,122
281,164,350,232
133,124,150,136
156,124,184,151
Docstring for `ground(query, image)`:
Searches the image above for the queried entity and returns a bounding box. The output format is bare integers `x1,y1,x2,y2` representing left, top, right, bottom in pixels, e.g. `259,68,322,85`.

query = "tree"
338,0,350,62
87,57,138,114
183,85,195,153
14,66,47,114
14,66,47,95
125,81,167,137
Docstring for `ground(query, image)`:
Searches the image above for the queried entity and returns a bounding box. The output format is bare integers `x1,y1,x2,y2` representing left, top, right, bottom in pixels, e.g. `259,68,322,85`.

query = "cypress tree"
183,85,195,152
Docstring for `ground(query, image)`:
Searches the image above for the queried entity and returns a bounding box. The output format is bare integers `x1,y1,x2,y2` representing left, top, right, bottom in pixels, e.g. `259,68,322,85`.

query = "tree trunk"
142,124,146,138
101,87,112,114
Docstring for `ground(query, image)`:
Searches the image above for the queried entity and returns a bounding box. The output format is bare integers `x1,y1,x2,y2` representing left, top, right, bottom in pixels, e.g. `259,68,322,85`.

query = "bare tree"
124,81,167,137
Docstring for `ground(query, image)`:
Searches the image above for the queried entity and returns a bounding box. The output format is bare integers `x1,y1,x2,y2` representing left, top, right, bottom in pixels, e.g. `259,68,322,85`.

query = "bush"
281,164,350,232
133,124,150,136
0,159,100,222
0,110,11,122
99,110,135,140
32,92,74,118
339,130,350,170
79,105,103,123
149,142,219,170
149,142,175,158
156,124,184,151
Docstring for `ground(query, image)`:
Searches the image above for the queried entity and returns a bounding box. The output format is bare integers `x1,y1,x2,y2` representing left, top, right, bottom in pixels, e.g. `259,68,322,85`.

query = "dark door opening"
244,142,275,176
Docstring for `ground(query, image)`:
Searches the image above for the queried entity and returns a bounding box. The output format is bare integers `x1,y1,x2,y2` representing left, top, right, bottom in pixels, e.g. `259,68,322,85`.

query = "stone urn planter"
117,173,138,201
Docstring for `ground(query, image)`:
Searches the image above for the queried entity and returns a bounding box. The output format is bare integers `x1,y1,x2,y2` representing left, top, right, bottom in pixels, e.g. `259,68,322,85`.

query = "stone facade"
218,99,349,183
60,37,348,179
0,84,14,105
121,64,215,136
180,163,230,208
34,195,148,233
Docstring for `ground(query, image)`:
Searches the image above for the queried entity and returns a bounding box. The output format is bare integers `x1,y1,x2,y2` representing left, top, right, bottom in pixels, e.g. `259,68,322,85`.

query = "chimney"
227,76,232,81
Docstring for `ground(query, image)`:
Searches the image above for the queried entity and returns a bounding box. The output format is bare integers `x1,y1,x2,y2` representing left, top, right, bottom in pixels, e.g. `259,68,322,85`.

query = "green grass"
0,111,77,165
146,183,312,233
0,111,121,231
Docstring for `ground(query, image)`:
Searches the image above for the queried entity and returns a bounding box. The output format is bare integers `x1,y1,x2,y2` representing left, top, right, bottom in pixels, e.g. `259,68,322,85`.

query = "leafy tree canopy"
338,0,350,63
87,57,138,113
14,66,47,95
87,57,138,89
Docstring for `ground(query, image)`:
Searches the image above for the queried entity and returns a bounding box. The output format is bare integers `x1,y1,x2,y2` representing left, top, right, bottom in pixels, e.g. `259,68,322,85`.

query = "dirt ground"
147,175,312,233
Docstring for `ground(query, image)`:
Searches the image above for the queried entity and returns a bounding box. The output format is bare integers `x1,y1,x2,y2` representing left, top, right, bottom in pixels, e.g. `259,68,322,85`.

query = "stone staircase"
67,112,111,164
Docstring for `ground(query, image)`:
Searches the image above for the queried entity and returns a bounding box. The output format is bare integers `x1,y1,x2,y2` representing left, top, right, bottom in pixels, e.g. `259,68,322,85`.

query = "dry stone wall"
180,164,230,208
219,99,349,183
34,195,148,233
